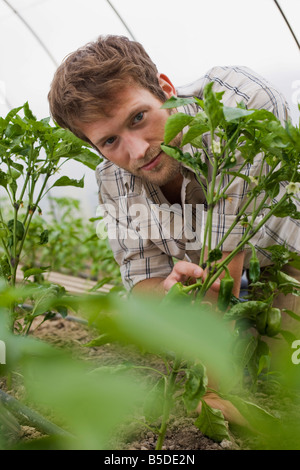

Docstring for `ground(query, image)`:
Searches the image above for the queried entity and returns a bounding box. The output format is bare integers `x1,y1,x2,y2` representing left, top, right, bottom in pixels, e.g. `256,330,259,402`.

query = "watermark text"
292,80,300,105
0,340,6,364
95,202,204,251
0,80,6,105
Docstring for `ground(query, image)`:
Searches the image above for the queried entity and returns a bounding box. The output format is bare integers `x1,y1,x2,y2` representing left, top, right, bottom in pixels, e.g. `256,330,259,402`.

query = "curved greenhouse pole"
273,0,300,51
2,0,58,67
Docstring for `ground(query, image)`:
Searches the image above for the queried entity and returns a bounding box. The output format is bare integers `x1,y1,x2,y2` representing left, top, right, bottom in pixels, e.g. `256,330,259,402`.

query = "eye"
104,136,116,146
132,111,144,124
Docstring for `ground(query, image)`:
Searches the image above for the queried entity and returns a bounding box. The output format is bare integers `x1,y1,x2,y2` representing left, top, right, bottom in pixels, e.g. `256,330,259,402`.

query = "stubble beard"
130,133,183,187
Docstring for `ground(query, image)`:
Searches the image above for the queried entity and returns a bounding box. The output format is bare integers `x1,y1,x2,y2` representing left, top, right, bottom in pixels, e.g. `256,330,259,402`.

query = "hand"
163,261,220,293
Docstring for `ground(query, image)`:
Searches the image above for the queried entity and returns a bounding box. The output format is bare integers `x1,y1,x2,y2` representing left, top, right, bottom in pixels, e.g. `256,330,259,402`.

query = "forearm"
131,277,166,297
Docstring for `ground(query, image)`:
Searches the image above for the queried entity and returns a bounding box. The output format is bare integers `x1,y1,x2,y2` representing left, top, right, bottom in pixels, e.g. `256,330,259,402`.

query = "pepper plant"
0,103,101,331
114,84,300,445
82,88,300,448
161,84,300,340
21,196,121,283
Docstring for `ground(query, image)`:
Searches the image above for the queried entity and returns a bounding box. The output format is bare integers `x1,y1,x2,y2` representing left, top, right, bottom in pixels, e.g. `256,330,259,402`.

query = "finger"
163,262,204,292
210,278,221,292
163,278,176,292
173,261,203,280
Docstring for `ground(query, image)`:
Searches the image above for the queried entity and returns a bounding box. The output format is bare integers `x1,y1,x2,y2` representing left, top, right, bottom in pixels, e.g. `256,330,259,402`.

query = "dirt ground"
23,316,244,451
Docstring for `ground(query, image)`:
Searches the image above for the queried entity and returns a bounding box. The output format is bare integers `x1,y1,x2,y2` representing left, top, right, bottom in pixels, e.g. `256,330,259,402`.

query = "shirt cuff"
120,254,174,291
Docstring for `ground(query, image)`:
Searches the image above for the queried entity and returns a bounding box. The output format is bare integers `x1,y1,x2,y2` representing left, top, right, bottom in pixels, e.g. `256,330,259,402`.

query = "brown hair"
48,35,166,142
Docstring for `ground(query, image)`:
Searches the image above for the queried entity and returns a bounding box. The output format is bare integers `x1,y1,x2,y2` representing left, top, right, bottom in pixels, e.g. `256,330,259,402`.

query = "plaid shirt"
96,65,300,290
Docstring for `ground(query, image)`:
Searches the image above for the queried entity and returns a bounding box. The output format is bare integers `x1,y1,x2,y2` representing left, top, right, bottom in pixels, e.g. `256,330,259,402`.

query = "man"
48,35,299,424
48,35,298,301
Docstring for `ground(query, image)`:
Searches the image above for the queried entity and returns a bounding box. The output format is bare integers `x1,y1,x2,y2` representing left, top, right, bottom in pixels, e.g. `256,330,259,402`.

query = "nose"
124,133,150,161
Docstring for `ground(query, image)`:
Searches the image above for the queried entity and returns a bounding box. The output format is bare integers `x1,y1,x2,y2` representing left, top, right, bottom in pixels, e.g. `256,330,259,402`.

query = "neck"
160,172,183,204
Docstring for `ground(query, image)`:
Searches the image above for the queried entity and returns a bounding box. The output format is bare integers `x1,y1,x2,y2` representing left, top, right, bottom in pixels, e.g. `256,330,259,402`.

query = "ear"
157,73,177,98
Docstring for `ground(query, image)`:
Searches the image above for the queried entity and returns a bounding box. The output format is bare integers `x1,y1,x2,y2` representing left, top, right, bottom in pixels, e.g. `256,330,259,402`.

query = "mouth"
140,152,162,171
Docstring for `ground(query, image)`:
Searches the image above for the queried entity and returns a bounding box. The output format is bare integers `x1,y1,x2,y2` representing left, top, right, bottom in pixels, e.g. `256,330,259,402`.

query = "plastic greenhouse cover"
0,0,299,217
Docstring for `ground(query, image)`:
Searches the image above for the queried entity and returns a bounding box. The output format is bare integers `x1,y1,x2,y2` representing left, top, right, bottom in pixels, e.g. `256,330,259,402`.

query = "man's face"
78,83,182,186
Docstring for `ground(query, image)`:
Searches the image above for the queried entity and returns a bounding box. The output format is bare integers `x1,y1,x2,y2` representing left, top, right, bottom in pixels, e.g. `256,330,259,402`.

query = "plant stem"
0,389,72,438
200,191,290,295
200,151,219,266
15,174,51,276
11,203,19,286
155,356,182,450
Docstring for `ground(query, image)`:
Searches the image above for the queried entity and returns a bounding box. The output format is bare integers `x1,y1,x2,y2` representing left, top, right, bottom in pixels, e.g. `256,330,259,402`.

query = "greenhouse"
0,0,300,452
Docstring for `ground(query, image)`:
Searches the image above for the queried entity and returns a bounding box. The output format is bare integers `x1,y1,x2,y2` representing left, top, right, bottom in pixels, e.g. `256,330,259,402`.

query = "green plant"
63,289,298,450
1,281,300,450
87,85,300,447
0,289,147,450
161,84,300,376
21,196,121,283
1,94,300,451
0,103,101,331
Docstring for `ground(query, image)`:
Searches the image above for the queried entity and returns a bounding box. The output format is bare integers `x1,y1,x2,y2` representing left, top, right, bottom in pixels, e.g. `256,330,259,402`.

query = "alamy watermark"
292,80,300,105
0,340,6,365
291,339,300,365
95,202,204,251
0,80,6,105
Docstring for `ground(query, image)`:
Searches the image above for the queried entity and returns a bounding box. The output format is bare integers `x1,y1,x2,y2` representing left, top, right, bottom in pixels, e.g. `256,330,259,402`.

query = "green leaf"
280,329,297,345
263,245,296,267
23,266,51,279
223,301,268,322
194,400,230,442
30,284,66,317
4,105,24,124
233,334,258,370
9,168,21,180
276,270,300,288
73,151,102,170
160,144,183,161
144,377,166,422
223,171,251,184
163,113,193,144
282,309,300,322
272,199,300,219
161,96,196,109
9,160,24,174
160,145,208,178
181,120,210,146
225,395,279,434
88,277,113,292
83,334,112,348
8,179,17,198
183,363,207,412
208,248,222,262
51,176,84,189
247,337,269,382
7,219,25,241
0,256,11,279
0,169,8,189
202,82,224,131
223,106,254,122
39,230,49,245
161,282,190,308
221,156,237,170
23,102,37,121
